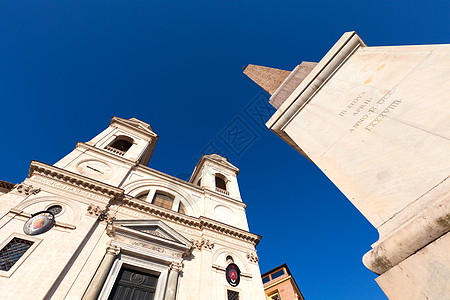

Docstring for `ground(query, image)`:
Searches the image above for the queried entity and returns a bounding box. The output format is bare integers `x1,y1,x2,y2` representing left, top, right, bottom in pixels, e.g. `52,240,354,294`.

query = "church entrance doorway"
108,267,159,300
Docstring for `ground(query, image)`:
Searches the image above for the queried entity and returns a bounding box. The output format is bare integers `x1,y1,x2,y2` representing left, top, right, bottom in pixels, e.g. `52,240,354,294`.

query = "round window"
47,205,63,216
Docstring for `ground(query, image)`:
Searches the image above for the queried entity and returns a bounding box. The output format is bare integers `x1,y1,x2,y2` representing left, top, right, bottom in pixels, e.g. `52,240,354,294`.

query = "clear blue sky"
1,1,449,299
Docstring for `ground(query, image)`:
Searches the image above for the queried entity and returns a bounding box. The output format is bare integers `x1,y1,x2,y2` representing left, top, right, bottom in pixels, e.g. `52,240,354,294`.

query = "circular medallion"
226,263,240,287
23,211,55,235
76,160,113,180
130,273,145,285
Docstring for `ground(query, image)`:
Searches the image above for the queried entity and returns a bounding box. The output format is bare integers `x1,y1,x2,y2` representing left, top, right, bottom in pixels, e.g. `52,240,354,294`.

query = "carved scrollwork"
87,203,115,223
15,183,41,196
106,245,121,256
192,238,215,251
246,252,259,263
169,262,183,272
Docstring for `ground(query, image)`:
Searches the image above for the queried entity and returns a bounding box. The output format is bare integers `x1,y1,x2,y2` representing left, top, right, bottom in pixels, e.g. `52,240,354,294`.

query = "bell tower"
54,117,158,186
189,154,241,200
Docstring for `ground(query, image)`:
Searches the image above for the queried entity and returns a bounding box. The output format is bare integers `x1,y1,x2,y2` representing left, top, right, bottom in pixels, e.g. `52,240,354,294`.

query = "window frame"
0,233,42,278
215,174,228,191
226,288,240,300
98,253,169,300
152,192,175,210
108,135,134,152
130,186,193,216
268,291,281,300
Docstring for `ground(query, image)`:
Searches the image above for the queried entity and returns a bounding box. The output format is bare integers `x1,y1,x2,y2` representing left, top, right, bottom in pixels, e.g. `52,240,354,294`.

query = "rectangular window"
271,293,281,300
0,237,34,272
227,290,239,300
262,275,270,284
271,269,285,280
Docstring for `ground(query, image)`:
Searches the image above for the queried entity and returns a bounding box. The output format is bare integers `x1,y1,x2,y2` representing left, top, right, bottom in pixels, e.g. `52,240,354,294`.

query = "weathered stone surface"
243,64,291,95
269,61,317,109
376,232,450,299
265,31,450,299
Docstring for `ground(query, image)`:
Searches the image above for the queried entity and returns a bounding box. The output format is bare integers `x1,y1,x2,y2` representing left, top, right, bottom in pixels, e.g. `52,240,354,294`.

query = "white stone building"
245,31,450,299
0,117,266,300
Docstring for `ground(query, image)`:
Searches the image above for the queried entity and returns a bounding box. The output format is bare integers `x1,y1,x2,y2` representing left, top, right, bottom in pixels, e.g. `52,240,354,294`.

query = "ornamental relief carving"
87,203,115,223
15,183,41,196
192,238,215,251
246,252,259,263
132,228,170,240
32,176,113,202
114,235,183,258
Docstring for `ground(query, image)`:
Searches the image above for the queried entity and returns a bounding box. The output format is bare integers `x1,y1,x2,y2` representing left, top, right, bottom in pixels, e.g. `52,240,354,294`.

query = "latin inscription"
339,89,403,133
33,176,109,201
115,235,183,258
207,231,253,247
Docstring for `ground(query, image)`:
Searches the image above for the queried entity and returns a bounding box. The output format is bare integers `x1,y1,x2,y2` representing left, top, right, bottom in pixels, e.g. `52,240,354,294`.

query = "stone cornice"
110,116,158,141
190,155,240,183
267,31,365,131
363,189,450,275
135,164,246,208
121,196,261,246
28,161,124,198
266,31,365,158
0,180,15,191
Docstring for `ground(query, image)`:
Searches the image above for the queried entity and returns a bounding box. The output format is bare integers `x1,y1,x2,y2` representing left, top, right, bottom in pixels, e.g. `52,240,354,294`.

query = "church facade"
0,117,266,300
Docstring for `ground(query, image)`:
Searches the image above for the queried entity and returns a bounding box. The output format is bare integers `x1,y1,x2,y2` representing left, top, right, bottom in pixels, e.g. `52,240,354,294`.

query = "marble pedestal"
266,32,450,299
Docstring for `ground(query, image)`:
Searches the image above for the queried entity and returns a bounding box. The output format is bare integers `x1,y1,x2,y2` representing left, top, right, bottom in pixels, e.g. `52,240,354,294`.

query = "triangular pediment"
127,225,176,242
110,117,155,135
204,154,239,172
109,219,192,251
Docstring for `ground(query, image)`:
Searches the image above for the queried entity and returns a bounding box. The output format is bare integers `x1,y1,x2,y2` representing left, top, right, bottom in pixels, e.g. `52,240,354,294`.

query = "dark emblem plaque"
23,211,55,236
226,263,240,287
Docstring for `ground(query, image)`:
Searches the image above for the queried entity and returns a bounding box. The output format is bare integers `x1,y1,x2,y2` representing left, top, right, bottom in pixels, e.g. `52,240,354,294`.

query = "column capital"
169,262,183,272
106,245,120,256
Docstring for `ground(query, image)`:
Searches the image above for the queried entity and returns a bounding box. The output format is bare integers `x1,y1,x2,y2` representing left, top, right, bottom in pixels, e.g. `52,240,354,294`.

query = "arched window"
197,178,202,187
136,191,149,201
105,136,133,156
178,202,186,214
152,192,174,210
215,174,227,193
47,205,63,216
226,255,234,265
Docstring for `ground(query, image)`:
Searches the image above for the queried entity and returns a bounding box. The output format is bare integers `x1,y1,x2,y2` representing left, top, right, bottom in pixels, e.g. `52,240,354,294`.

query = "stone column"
82,245,120,300
164,262,183,300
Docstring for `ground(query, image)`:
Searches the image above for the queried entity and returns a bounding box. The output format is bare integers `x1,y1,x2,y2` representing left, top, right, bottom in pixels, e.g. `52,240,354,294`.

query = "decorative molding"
108,220,192,260
192,238,215,251
0,180,15,192
15,183,40,195
106,245,121,256
169,262,183,272
363,193,450,275
246,252,259,263
28,161,124,198
87,203,115,223
120,197,261,246
114,235,184,259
